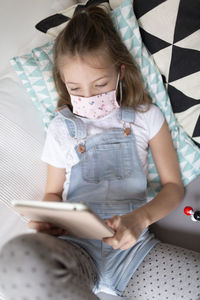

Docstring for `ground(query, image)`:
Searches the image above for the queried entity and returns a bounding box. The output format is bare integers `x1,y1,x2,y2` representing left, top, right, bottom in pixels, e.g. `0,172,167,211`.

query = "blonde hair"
53,6,152,111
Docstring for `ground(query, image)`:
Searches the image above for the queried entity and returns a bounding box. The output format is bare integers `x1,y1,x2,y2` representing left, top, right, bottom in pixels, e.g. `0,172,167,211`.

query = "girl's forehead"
82,51,114,68
60,51,115,74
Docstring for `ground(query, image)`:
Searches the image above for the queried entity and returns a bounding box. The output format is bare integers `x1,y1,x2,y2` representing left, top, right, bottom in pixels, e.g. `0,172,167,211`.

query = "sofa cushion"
133,0,200,147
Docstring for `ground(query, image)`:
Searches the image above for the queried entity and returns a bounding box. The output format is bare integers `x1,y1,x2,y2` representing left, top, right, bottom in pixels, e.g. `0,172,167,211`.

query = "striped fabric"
0,114,47,208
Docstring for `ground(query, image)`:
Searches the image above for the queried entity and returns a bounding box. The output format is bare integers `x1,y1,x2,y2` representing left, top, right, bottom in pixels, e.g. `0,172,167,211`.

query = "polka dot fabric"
123,243,200,300
0,233,99,300
1,234,200,299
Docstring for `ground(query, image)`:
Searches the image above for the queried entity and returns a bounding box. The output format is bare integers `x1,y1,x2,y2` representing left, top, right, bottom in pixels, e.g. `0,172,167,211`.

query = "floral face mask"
66,74,120,119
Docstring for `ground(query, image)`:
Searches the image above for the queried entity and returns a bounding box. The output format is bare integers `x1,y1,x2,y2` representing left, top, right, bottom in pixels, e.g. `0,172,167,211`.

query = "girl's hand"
28,220,69,236
102,210,148,251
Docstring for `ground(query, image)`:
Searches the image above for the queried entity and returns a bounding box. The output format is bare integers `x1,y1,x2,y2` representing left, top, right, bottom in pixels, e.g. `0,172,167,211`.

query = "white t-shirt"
41,104,165,201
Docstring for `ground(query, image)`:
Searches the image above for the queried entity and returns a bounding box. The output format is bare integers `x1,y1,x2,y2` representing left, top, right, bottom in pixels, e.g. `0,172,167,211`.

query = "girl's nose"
82,88,95,98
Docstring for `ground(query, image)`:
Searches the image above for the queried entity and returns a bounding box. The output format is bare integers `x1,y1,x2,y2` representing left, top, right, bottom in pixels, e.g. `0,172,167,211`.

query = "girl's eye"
96,83,107,88
71,88,79,91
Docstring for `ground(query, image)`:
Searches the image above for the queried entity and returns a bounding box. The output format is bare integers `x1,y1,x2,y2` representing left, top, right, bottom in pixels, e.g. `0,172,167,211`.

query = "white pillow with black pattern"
35,0,126,37
133,0,200,147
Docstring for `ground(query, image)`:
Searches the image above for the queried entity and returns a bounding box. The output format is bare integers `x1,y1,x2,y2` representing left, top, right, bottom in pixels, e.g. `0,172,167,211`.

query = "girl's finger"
38,228,68,236
102,231,121,247
120,239,137,251
103,226,128,249
28,221,51,231
105,215,121,230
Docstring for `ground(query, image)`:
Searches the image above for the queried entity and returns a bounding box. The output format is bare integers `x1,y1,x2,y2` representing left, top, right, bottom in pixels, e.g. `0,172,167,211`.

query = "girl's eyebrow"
66,75,110,85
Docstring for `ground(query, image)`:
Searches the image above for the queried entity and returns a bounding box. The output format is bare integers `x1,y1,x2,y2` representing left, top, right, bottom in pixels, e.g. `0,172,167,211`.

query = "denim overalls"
56,105,158,296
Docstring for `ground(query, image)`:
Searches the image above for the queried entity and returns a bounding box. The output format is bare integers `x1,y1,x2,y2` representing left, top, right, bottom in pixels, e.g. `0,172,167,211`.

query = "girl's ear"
59,69,66,84
60,73,65,84
120,64,125,80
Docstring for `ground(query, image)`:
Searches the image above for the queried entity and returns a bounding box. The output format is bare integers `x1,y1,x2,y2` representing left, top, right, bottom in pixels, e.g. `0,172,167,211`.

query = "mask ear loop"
115,72,123,106
119,79,123,106
118,76,131,136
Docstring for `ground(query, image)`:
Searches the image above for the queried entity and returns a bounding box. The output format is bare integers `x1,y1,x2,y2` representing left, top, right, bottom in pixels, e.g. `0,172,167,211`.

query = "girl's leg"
122,242,200,300
0,233,99,300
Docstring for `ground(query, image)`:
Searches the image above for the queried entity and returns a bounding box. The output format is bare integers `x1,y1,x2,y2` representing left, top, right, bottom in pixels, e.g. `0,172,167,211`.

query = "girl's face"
60,51,119,97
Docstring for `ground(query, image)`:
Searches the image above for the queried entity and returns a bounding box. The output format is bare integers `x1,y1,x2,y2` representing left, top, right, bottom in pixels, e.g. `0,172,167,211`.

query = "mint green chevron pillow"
110,0,200,196
11,0,200,195
10,41,58,130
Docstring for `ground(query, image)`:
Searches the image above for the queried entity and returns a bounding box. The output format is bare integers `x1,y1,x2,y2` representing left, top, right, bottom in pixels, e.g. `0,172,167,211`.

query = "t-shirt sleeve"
144,104,165,140
41,127,66,169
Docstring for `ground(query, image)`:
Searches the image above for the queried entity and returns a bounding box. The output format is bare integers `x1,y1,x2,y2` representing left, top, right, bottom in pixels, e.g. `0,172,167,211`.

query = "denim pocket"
92,203,133,220
81,142,134,183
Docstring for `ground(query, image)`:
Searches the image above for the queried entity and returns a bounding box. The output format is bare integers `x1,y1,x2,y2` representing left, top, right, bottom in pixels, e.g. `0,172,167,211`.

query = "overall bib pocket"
81,142,134,183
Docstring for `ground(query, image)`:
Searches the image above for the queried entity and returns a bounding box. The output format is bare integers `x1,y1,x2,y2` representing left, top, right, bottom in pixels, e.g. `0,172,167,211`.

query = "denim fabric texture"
57,106,158,296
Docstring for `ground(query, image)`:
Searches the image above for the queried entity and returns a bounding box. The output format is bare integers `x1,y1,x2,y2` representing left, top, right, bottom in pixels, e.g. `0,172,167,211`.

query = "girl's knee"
0,233,47,257
0,233,43,293
0,233,55,275
0,233,97,294
0,233,89,277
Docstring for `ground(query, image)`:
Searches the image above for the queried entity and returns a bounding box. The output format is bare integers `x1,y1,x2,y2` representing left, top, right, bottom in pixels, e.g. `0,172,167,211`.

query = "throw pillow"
133,0,200,147
10,42,58,130
35,0,122,37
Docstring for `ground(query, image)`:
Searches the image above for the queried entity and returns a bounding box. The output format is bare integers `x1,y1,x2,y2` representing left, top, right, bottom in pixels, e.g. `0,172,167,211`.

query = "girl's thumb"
105,215,120,230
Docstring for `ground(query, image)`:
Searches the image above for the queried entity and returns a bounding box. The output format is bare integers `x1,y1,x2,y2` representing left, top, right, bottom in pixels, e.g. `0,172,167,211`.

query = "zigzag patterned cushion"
133,0,200,147
10,0,200,198
10,42,58,129
110,0,200,198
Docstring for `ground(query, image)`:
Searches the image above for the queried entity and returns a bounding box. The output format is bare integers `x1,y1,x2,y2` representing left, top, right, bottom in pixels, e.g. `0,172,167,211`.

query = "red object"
184,206,194,216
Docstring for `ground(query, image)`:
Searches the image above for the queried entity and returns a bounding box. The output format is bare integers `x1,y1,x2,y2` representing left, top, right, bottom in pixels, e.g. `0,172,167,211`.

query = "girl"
0,6,200,300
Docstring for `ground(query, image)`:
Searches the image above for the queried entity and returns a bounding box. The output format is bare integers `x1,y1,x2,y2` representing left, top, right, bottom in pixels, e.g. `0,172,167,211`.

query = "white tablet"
11,200,114,240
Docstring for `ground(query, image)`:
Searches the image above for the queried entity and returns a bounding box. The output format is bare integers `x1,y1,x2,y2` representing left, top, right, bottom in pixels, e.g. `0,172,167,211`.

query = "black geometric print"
74,0,109,15
168,85,200,113
35,0,109,33
133,0,167,19
140,28,171,55
174,0,200,43
168,46,200,83
35,14,70,33
193,116,200,138
133,0,200,146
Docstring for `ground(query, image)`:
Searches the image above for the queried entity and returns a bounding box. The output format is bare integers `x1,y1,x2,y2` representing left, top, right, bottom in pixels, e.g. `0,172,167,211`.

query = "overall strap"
120,107,135,123
55,105,87,140
120,107,135,136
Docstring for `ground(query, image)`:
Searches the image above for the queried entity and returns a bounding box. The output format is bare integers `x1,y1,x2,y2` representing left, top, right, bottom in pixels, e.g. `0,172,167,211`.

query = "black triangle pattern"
193,115,200,138
193,140,200,148
139,28,171,55
173,0,200,43
133,0,200,146
133,0,167,19
161,74,167,84
35,14,70,33
35,0,109,33
74,0,109,15
167,85,200,113
168,46,200,83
